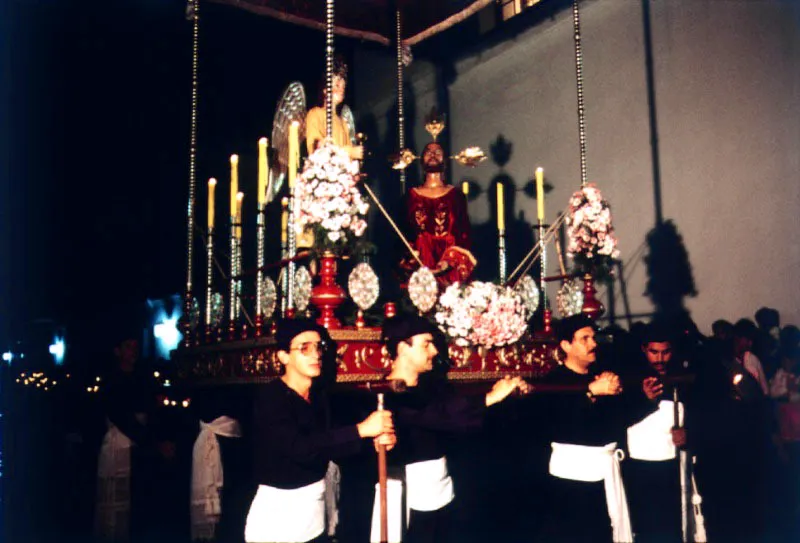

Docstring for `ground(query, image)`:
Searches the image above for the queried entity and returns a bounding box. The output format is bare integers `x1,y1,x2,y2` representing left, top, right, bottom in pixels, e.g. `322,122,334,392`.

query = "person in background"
95,336,174,542
755,307,781,378
733,319,769,395
711,319,734,343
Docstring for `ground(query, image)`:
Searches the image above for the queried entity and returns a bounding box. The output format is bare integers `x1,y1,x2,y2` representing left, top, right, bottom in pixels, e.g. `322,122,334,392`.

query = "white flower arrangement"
295,142,369,249
565,183,620,277
435,281,529,349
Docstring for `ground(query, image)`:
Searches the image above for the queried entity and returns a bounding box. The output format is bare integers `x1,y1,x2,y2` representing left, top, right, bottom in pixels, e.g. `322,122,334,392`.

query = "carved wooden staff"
377,392,388,543
674,387,690,542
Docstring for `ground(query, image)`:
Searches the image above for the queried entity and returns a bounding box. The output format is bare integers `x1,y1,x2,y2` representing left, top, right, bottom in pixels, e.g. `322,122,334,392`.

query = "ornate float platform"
175,328,557,386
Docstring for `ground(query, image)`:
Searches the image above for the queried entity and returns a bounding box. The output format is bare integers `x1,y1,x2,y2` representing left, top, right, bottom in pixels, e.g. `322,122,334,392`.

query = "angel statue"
305,56,364,161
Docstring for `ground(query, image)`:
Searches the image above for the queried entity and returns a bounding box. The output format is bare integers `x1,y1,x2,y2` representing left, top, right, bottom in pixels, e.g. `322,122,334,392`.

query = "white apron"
94,421,133,541
244,478,326,543
369,456,455,543
627,400,684,461
190,416,242,541
549,442,632,543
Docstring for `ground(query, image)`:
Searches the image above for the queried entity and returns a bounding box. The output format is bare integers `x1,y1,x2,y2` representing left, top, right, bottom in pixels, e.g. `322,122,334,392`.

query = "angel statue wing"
268,82,307,204
341,104,357,145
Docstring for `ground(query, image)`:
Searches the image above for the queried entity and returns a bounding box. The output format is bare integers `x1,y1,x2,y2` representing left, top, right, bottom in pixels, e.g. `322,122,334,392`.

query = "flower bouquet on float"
294,142,370,328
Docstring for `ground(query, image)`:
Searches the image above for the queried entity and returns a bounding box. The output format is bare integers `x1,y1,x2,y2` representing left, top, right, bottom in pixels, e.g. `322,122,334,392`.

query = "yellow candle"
496,183,505,231
462,181,469,196
535,167,545,221
230,154,239,218
235,192,244,239
258,138,268,206
288,122,299,191
207,178,217,229
281,197,289,244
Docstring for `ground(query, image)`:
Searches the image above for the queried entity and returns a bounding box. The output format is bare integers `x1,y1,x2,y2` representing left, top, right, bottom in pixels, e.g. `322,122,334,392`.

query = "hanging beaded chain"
572,0,588,188
396,10,406,194
325,0,335,140
185,0,201,346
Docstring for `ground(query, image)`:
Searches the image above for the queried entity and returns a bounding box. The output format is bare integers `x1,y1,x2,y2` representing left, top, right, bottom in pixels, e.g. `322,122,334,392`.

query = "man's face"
643,341,673,375
401,333,438,373
115,339,139,372
280,330,323,379
332,76,345,106
421,144,445,173
561,326,597,369
734,335,752,356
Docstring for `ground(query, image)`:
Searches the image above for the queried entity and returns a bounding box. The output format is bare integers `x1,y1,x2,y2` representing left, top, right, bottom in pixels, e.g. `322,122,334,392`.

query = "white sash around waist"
405,456,454,511
549,442,632,543
627,400,684,461
370,479,406,543
369,456,455,543
97,423,132,478
191,416,242,541
244,479,326,543
95,422,133,540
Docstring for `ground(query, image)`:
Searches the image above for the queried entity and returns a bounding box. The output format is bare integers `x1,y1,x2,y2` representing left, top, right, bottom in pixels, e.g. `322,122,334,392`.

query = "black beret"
382,315,438,354
555,314,596,344
275,318,326,353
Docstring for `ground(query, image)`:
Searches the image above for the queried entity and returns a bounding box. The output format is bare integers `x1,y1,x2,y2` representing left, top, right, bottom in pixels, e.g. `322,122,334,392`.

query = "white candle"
535,167,545,222
230,154,239,218
258,138,268,206
207,178,217,229
288,122,299,191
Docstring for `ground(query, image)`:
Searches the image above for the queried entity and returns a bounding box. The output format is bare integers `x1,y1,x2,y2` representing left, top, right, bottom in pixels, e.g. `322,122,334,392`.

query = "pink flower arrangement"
435,281,529,349
295,142,369,249
565,183,620,277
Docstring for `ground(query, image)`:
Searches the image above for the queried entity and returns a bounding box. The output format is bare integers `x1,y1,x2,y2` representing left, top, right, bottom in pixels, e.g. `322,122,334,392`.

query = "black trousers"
540,476,612,543
406,503,453,543
624,459,682,543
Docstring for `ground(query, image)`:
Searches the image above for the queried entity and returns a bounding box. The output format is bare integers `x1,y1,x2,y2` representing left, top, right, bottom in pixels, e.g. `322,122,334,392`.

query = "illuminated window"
499,0,543,21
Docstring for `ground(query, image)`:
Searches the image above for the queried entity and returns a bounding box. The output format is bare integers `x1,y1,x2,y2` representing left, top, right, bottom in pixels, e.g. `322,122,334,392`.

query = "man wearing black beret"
244,319,395,543
369,314,525,543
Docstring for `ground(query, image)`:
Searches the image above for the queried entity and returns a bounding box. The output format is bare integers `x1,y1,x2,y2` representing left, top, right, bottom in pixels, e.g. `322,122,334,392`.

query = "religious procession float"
173,0,621,387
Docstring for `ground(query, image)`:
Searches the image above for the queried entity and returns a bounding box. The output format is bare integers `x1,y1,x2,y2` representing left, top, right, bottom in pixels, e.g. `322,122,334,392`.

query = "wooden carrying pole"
377,393,388,543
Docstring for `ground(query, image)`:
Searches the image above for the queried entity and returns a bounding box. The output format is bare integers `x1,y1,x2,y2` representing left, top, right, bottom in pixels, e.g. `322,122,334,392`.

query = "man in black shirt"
245,319,394,543
526,314,645,543
624,323,688,542
372,315,525,543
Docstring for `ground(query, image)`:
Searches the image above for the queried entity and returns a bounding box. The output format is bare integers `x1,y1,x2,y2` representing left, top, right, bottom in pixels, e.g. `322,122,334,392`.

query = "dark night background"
1,1,347,537
3,0,347,362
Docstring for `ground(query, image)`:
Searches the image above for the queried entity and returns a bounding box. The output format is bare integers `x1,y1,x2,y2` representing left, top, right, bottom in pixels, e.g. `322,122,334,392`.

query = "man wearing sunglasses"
245,319,395,543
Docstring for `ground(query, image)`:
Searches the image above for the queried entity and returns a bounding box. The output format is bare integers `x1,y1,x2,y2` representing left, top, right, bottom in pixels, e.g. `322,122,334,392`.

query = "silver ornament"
408,267,438,313
348,262,380,311
294,266,312,312
514,275,541,316
210,293,224,328
556,279,583,317
260,277,277,318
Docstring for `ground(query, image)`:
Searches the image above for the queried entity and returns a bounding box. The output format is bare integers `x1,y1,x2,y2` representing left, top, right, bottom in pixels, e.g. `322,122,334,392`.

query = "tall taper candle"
288,122,299,190
208,178,217,229
536,167,545,221
496,182,505,231
235,192,244,239
258,138,268,206
230,154,239,218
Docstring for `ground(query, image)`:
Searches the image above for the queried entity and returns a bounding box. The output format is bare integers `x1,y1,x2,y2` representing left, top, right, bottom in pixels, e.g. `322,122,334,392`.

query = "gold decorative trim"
329,328,382,341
